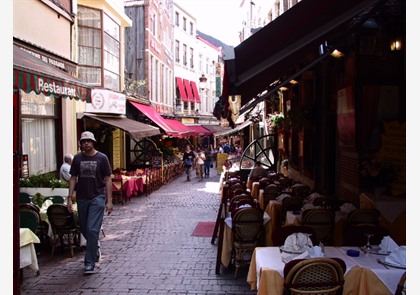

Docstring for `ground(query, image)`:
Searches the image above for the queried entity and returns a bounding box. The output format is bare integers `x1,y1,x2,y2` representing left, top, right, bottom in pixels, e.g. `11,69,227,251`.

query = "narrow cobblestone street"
20,168,258,295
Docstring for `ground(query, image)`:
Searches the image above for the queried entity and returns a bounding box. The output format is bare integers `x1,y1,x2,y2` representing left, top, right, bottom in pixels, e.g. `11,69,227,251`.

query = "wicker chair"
283,257,346,295
263,184,280,208
47,204,80,258
395,272,406,295
346,208,381,226
302,208,335,245
278,196,304,227
343,224,390,247
232,207,264,278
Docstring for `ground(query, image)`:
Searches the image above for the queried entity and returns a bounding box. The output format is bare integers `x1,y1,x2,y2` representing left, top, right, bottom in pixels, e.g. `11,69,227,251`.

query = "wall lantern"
199,74,207,90
390,37,403,51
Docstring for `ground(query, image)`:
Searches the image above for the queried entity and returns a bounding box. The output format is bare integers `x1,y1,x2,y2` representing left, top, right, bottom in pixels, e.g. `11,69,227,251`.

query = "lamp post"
199,74,207,113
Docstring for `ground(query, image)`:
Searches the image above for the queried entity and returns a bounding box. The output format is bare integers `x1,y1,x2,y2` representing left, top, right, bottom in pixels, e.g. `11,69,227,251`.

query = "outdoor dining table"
113,175,145,198
20,228,40,275
247,246,405,295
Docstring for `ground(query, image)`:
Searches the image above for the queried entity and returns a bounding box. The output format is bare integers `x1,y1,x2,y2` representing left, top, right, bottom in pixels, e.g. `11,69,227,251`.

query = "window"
20,90,58,175
183,44,187,66
151,13,156,35
175,40,180,62
189,21,194,35
78,7,121,91
78,6,102,86
189,47,194,68
103,13,120,91
175,11,179,26
183,17,186,31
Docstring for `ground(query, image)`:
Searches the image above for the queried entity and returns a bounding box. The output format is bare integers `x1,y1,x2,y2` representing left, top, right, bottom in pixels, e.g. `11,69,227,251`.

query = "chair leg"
50,235,58,259
67,233,74,258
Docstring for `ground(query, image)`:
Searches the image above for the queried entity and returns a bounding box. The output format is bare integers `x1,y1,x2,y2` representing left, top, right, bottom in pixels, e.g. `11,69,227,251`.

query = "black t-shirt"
70,151,112,199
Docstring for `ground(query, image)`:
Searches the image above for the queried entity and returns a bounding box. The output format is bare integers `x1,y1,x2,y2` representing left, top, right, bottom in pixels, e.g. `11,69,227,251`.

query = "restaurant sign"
86,88,126,115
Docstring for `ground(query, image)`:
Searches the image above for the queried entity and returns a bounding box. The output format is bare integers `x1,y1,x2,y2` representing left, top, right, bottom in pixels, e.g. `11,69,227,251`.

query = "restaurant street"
20,167,257,295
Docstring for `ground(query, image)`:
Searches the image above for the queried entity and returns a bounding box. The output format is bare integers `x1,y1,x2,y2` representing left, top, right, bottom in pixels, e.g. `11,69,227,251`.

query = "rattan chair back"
232,207,264,278
284,258,346,295
302,208,335,245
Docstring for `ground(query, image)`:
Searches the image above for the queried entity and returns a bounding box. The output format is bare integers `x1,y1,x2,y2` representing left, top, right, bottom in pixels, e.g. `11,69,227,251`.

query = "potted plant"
19,172,69,198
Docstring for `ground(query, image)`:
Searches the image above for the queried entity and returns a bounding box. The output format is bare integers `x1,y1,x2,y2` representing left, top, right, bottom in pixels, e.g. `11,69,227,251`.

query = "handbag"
185,158,192,166
210,163,214,168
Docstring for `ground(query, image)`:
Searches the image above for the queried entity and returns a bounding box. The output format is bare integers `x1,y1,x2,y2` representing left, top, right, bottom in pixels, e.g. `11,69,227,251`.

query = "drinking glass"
361,233,374,254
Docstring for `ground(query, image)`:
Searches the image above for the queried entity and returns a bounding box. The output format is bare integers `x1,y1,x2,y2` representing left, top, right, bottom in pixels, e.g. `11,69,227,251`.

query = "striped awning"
13,44,91,102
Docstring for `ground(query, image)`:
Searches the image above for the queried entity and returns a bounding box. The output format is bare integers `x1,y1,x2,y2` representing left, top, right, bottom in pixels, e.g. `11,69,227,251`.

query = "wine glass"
361,233,374,254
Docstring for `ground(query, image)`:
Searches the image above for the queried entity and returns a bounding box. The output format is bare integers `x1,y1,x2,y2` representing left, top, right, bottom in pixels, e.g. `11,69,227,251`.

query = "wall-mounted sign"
86,89,126,115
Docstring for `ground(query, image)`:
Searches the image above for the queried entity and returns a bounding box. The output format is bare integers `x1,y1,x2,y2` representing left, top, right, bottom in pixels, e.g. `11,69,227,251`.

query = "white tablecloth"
250,246,405,294
20,228,40,273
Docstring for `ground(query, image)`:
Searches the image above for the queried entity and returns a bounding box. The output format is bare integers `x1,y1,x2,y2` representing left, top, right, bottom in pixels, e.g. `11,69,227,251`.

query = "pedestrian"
67,131,113,275
59,154,73,183
204,148,212,178
183,144,195,181
248,160,268,182
196,148,206,179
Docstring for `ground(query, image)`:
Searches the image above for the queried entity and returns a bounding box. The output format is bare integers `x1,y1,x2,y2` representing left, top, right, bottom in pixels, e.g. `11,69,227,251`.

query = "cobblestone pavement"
20,168,258,295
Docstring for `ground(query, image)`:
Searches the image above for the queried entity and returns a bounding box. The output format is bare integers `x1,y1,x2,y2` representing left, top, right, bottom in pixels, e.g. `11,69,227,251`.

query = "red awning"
183,79,194,103
13,44,91,102
129,101,188,138
185,125,213,136
163,119,196,137
176,77,188,102
190,81,201,103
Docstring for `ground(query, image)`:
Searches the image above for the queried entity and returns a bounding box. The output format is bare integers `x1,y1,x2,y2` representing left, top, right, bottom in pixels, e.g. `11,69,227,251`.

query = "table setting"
247,232,406,295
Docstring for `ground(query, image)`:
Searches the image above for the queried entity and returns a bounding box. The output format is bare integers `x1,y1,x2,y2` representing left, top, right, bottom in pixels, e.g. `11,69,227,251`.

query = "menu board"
112,129,121,169
217,153,228,175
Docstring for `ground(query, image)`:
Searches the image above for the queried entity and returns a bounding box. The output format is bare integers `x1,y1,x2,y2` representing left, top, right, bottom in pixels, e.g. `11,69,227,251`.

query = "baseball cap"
80,131,96,142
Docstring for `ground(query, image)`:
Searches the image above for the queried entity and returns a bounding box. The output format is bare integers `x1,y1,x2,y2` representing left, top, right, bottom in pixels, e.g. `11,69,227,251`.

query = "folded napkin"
307,192,321,202
284,232,313,252
41,199,53,211
340,202,356,214
385,246,406,267
379,236,399,253
308,246,325,258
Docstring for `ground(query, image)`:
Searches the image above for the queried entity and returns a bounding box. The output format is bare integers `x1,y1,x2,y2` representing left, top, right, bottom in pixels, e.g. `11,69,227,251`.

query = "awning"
129,101,188,137
13,44,91,102
223,0,382,107
175,77,188,102
214,120,253,137
185,124,213,136
190,81,201,103
164,119,196,137
183,79,194,102
82,113,161,138
202,124,230,133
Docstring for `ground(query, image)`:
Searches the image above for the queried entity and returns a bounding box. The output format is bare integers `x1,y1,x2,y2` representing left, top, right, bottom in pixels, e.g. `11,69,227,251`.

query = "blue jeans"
204,160,211,176
77,195,105,268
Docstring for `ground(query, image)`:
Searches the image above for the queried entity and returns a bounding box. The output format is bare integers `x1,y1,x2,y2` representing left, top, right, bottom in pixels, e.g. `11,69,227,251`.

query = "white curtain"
21,91,57,175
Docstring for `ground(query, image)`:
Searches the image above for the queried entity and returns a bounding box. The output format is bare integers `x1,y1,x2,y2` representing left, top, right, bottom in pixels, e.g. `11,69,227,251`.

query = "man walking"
67,131,113,275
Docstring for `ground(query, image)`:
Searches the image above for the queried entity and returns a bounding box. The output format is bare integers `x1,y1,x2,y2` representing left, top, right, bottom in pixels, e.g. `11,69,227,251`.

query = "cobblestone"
20,168,258,295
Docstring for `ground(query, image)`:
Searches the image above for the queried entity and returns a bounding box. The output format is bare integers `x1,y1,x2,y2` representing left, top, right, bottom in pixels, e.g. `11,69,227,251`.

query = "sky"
175,0,243,47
